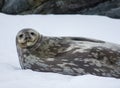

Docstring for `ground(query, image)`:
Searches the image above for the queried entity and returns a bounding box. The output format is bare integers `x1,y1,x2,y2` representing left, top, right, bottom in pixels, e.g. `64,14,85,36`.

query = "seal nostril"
25,36,31,40
25,37,27,40
28,37,31,39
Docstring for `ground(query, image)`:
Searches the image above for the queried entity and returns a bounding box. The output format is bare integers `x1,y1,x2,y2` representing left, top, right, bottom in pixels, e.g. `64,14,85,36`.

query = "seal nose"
25,35,31,41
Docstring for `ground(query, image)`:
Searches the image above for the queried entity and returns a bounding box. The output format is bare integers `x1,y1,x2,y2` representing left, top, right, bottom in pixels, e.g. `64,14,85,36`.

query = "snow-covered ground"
0,13,120,88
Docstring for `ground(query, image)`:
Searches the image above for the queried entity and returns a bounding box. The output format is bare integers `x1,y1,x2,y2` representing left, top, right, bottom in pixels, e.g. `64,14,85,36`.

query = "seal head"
16,28,40,48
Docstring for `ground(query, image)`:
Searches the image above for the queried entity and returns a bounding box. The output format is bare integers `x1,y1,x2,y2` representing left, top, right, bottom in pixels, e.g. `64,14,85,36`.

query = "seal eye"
30,32,35,36
19,34,23,38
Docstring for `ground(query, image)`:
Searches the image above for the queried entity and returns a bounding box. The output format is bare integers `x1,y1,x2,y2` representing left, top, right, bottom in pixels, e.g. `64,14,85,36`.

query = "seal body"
16,28,120,78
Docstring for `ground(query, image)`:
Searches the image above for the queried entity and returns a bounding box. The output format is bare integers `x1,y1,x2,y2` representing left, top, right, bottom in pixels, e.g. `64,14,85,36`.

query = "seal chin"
26,41,36,47
27,42,33,46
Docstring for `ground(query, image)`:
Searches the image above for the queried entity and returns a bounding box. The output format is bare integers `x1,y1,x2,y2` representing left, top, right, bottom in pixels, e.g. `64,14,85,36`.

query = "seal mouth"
19,38,38,48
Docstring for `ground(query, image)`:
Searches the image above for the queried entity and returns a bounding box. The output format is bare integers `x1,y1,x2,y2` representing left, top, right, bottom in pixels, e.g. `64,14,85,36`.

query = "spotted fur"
16,28,120,78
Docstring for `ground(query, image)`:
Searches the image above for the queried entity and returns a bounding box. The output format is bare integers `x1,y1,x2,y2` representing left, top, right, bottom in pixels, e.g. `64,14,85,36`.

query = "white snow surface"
0,13,120,88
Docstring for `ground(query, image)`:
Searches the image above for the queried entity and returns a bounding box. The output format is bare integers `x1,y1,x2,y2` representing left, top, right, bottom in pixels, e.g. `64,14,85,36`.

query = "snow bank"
0,13,120,88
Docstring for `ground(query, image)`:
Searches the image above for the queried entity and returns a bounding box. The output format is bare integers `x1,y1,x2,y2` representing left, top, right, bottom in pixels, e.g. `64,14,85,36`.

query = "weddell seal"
16,28,120,78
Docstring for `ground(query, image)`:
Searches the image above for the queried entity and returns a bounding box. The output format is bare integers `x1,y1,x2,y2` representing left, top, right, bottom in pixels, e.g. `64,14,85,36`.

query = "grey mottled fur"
16,28,120,78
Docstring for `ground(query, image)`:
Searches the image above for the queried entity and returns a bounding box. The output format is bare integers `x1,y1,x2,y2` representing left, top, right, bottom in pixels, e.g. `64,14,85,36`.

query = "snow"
0,13,120,88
